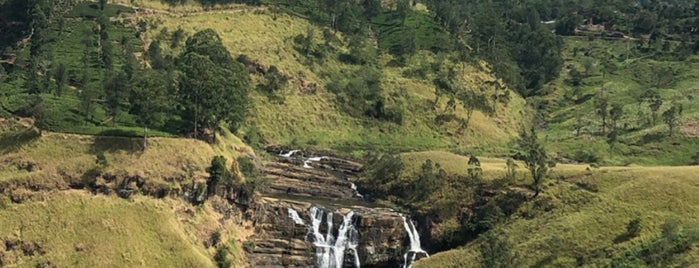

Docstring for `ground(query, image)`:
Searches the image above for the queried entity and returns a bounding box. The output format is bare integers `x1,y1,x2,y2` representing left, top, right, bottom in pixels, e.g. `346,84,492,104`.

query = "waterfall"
350,182,364,198
288,206,361,268
303,156,325,169
279,150,300,157
288,208,305,225
402,216,429,268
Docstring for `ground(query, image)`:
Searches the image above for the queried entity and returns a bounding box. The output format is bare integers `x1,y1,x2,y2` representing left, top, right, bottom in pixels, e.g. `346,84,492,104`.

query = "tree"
178,29,250,140
79,87,99,121
607,129,618,156
103,72,127,124
505,158,517,183
53,62,66,96
459,89,491,130
99,0,107,10
662,105,679,137
147,40,167,70
609,103,623,132
129,69,171,149
206,155,232,196
594,91,609,135
516,126,549,198
479,229,516,268
29,2,49,57
641,89,663,125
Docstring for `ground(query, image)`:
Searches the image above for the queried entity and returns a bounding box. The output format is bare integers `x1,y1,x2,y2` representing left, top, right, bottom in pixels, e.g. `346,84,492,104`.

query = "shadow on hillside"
0,128,40,154
89,129,144,154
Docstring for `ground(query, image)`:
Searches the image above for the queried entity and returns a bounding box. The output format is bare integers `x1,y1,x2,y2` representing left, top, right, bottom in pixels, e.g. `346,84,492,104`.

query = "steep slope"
412,161,699,267
142,7,527,153
0,119,252,267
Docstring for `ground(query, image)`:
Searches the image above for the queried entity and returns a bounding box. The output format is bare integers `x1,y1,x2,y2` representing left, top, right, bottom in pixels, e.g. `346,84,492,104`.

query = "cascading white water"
401,216,429,268
288,206,361,268
303,156,325,168
279,150,300,157
288,208,306,225
350,182,364,198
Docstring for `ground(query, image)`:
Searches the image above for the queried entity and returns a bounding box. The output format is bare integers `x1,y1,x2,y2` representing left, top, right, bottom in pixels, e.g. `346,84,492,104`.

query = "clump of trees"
359,153,528,250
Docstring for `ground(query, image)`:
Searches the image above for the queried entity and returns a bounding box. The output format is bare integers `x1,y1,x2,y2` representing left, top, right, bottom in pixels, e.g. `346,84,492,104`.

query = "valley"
1,0,699,267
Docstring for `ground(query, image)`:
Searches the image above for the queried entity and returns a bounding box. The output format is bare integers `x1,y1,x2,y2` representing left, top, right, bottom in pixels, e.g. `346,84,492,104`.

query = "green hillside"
1,0,699,267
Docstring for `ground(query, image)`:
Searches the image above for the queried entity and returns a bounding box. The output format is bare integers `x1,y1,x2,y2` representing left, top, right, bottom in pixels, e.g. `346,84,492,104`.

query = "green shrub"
626,218,642,238
214,246,231,268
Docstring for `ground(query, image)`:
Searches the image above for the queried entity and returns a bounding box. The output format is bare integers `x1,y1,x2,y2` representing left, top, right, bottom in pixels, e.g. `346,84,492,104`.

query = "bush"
627,218,642,238
236,156,257,179
214,246,231,268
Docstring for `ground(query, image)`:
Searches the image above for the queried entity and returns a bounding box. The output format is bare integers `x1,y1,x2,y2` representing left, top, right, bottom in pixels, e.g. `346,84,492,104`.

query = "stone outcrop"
244,148,413,267
247,198,409,268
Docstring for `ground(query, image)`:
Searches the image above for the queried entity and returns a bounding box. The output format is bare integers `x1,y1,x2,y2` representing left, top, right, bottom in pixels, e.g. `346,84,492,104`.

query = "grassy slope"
407,151,699,267
0,191,216,267
0,119,251,267
144,7,526,154
542,37,699,166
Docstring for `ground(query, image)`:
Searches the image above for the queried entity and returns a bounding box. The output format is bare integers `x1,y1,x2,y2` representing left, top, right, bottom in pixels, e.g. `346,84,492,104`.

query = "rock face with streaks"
244,147,426,267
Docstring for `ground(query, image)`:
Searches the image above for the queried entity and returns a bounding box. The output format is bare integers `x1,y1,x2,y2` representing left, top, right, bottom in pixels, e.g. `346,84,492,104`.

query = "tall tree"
53,62,66,97
516,126,549,198
662,104,680,137
609,103,623,132
595,91,609,135
479,229,516,268
103,72,127,125
177,29,250,140
640,89,663,125
129,69,171,149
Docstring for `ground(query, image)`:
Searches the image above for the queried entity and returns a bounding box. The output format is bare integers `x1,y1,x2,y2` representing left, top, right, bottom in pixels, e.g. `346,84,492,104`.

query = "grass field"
540,37,699,166
410,154,699,267
0,190,248,267
0,118,251,267
0,118,249,185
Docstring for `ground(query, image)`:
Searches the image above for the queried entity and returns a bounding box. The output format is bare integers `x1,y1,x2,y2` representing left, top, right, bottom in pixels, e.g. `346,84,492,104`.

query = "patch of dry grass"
414,164,699,267
0,191,216,267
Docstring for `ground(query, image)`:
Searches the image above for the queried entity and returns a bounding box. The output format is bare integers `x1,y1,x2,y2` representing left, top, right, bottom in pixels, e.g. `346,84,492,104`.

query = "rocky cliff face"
243,147,416,267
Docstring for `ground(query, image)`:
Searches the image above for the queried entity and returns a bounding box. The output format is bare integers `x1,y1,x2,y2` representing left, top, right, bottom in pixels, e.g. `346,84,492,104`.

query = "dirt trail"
117,2,267,18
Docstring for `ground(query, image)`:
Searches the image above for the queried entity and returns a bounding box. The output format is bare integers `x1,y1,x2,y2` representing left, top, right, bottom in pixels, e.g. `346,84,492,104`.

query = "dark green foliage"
613,219,699,267
640,89,663,125
595,91,609,134
207,155,233,196
30,97,53,133
479,230,516,268
103,72,127,124
358,153,404,201
171,27,186,48
129,69,172,148
627,218,643,238
327,67,401,123
178,29,251,138
236,156,257,179
214,246,232,268
95,151,109,167
257,65,288,102
662,104,681,137
147,41,168,70
53,63,66,97
515,127,549,198
555,14,582,36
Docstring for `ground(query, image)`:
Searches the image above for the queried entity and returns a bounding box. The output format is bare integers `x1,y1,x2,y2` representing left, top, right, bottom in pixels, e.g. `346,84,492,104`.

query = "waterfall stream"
288,206,361,268
279,149,428,268
401,216,429,268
